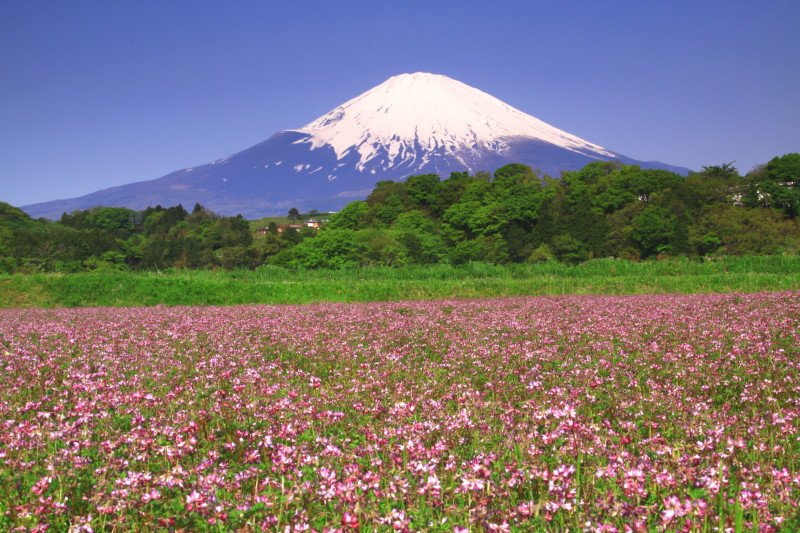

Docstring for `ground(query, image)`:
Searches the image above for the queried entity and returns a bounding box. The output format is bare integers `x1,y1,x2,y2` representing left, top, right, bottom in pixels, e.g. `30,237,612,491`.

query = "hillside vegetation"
2,154,799,273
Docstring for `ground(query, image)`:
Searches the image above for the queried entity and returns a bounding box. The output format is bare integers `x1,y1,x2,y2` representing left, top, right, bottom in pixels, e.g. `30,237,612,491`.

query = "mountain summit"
293,72,617,176
23,73,686,219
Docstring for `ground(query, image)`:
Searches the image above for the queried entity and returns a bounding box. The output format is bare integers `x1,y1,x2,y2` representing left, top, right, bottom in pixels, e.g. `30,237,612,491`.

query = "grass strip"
1,256,799,308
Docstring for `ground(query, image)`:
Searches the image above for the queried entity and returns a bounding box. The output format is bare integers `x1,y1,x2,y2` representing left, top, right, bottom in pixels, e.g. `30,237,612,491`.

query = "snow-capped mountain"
22,73,687,219
294,72,619,177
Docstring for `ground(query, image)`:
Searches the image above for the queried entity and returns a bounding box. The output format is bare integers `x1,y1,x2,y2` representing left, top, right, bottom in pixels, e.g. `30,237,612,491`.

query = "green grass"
1,255,799,308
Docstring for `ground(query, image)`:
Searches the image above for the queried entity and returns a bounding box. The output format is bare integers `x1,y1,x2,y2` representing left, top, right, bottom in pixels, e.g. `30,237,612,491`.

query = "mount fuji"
23,73,687,219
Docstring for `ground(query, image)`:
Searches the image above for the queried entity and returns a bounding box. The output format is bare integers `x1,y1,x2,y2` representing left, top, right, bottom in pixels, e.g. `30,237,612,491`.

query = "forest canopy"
2,154,799,273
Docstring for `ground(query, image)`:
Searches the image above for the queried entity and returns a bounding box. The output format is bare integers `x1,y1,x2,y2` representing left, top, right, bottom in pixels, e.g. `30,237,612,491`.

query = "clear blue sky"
2,0,799,208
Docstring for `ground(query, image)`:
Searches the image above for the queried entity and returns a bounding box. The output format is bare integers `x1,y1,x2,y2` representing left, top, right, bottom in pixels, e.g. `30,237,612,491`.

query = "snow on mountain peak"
292,72,615,171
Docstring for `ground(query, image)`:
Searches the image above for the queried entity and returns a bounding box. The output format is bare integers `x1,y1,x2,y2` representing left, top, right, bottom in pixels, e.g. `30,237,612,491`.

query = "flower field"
1,293,799,532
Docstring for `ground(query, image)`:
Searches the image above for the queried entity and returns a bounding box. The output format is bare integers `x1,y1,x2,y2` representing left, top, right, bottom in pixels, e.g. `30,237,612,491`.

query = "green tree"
744,154,800,217
219,246,254,270
448,239,484,265
143,205,187,236
467,202,508,236
592,167,683,213
396,230,446,264
359,229,408,267
366,180,406,207
288,229,367,269
526,243,556,264
762,153,800,183
373,195,405,226
690,205,799,255
563,180,607,255
442,200,482,233
492,163,541,190
631,205,680,257
434,171,474,216
678,163,742,210
254,232,284,262
403,174,441,211
85,207,137,238
392,210,437,233
325,201,369,230
550,234,587,264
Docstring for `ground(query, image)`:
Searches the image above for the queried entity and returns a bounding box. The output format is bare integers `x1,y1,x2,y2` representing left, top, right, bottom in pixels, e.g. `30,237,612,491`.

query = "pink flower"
141,489,161,503
185,490,207,512
30,476,52,495
341,511,359,530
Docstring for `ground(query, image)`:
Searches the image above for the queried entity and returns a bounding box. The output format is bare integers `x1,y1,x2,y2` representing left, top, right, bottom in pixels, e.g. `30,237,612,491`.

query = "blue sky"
2,0,799,209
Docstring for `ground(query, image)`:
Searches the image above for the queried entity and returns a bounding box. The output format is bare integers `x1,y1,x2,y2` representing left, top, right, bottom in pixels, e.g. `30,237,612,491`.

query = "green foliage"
679,164,743,210
358,229,408,267
392,210,434,232
448,239,485,265
288,229,367,269
631,206,677,256
403,173,441,211
373,194,404,226
324,201,369,230
527,243,555,264
753,181,799,217
397,230,446,265
84,207,136,238
2,155,800,274
743,154,800,217
551,234,588,264
762,153,800,183
0,202,38,230
690,206,798,256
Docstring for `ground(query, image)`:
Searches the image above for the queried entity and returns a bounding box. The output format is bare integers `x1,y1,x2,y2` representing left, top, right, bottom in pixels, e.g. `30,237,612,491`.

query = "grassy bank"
1,255,799,308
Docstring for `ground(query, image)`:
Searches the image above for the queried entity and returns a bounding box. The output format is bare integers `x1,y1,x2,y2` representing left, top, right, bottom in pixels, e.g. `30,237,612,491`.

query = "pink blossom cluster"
1,292,799,531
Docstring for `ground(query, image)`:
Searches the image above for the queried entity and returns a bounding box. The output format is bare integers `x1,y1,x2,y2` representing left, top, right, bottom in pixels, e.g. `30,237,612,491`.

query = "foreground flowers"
1,292,799,531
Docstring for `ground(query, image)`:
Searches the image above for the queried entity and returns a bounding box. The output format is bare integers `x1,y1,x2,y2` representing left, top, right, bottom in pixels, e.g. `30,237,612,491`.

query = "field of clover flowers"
1,292,799,532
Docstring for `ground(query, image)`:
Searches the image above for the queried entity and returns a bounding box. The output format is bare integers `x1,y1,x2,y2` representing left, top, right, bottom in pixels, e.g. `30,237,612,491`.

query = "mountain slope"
293,72,618,173
22,73,687,219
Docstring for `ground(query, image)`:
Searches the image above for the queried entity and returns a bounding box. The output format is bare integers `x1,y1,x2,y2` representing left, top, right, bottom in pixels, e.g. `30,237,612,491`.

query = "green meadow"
1,255,798,308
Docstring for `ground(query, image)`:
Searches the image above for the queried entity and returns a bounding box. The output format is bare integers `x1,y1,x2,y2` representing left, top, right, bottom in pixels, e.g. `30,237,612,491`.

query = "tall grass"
1,255,798,308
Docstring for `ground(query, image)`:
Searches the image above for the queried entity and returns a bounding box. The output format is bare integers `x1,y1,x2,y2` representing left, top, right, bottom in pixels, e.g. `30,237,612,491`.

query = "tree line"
1,153,799,273
0,203,256,273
